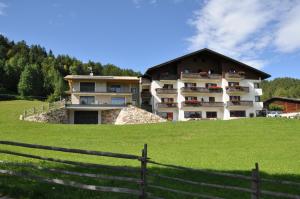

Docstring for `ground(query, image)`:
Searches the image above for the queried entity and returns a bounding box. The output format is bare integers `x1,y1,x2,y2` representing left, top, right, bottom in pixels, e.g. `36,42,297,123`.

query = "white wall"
151,78,263,121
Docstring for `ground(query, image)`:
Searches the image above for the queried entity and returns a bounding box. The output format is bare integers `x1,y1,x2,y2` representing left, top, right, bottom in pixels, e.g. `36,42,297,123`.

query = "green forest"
261,78,300,100
0,34,299,102
0,34,141,101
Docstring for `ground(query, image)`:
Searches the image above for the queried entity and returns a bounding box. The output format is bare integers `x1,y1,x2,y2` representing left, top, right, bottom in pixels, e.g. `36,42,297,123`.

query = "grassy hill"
0,100,300,198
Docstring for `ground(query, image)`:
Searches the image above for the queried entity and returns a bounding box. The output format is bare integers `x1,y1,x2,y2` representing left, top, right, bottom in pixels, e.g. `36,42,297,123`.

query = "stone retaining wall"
22,108,68,123
102,105,166,124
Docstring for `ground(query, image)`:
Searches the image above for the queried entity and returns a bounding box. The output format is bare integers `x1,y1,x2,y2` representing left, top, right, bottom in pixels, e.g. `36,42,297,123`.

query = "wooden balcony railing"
226,86,249,93
181,87,223,93
156,88,177,94
157,102,178,108
227,101,253,107
225,72,245,80
182,101,224,107
181,72,222,80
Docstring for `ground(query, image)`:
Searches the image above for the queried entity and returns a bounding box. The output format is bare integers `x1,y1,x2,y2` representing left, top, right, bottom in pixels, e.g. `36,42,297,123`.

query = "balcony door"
111,97,125,105
80,96,95,105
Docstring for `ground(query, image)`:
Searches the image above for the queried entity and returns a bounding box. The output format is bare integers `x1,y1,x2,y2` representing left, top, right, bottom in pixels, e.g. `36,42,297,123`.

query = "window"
111,97,125,105
256,110,266,117
230,96,240,101
80,96,95,105
229,68,237,73
80,82,95,92
184,111,202,118
158,112,173,121
109,85,121,93
184,69,190,73
255,96,261,102
228,82,239,87
206,83,217,88
230,111,246,117
184,83,196,88
254,83,260,88
185,96,197,101
163,84,173,89
209,97,215,102
131,87,137,94
206,112,217,118
161,98,174,103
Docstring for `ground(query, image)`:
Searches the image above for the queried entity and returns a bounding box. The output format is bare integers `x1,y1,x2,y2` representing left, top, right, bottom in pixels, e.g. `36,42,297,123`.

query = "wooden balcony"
225,72,245,80
181,87,223,94
157,102,178,108
182,101,224,107
227,101,253,107
226,86,249,94
156,88,177,95
181,72,222,80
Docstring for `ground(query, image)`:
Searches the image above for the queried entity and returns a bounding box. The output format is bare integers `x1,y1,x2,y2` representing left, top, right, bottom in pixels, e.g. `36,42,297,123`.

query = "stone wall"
101,109,121,124
101,105,166,125
23,108,68,123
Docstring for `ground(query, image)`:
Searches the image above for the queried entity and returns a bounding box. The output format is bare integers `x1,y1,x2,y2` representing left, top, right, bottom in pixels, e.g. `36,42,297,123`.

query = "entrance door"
74,111,98,124
167,112,173,121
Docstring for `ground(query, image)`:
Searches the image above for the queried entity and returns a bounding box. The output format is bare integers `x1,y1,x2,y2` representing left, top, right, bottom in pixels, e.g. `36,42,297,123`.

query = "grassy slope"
0,100,300,198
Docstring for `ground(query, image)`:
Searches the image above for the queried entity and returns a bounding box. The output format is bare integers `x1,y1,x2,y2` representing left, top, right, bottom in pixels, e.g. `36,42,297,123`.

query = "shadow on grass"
0,161,300,199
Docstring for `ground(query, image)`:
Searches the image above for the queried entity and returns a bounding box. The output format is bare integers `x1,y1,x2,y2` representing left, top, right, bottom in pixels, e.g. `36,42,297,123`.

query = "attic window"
193,58,197,62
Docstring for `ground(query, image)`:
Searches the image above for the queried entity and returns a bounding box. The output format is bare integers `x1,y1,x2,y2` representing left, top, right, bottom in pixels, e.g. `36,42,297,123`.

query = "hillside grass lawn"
0,100,299,199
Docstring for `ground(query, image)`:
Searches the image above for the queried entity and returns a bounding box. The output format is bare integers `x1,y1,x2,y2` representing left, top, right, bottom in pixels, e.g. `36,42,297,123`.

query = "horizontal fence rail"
0,140,141,160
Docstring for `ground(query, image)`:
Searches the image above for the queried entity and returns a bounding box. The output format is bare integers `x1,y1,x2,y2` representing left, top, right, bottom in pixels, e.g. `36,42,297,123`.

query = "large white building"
140,48,270,120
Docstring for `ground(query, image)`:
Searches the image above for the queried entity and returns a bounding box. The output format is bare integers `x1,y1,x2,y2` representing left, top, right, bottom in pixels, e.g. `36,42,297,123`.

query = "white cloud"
274,3,300,53
187,0,300,69
0,2,8,15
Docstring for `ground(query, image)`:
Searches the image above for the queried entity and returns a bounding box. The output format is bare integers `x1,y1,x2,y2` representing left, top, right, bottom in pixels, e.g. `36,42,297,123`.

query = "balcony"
181,72,222,80
227,101,253,107
156,88,177,95
181,86,223,94
225,72,245,80
157,102,178,108
65,103,127,110
182,101,224,107
226,86,249,94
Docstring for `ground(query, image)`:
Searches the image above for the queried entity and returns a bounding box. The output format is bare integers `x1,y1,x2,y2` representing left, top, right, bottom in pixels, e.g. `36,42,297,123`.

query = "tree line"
261,77,300,101
0,34,141,101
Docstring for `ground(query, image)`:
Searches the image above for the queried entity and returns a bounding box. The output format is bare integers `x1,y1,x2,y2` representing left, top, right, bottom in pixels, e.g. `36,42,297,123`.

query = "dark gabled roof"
145,48,271,79
264,97,300,104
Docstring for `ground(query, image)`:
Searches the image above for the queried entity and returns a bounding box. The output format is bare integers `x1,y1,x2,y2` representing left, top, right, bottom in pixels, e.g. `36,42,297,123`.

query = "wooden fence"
0,140,300,199
21,100,65,119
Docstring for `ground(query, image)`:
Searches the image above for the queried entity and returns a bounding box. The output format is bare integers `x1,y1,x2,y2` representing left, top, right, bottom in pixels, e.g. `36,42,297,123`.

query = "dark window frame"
80,82,95,92
206,111,217,118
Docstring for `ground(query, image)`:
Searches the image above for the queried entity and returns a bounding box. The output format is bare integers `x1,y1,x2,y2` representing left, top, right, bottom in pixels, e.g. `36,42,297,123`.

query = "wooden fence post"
140,144,147,199
23,110,27,119
33,107,36,114
251,163,260,199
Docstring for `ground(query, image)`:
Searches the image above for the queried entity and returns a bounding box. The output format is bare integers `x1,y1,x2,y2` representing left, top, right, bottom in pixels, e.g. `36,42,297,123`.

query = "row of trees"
0,34,141,101
261,77,300,101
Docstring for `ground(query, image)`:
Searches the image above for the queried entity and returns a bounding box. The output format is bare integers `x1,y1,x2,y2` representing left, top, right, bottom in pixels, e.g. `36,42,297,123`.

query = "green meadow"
0,100,299,199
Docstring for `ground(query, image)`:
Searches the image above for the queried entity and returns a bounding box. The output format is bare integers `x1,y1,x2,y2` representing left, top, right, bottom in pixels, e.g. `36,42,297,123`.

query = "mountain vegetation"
0,34,141,101
261,77,300,100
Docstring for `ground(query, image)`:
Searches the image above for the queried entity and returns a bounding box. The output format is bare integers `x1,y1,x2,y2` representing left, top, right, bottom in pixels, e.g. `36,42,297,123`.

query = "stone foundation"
101,105,166,124
23,108,68,123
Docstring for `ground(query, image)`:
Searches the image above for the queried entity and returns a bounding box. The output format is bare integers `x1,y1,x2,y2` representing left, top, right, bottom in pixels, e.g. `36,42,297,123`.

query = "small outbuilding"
264,97,300,113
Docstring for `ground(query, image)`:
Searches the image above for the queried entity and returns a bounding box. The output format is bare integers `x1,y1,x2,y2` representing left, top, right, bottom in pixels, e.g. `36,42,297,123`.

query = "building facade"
65,48,271,124
264,97,300,113
141,48,270,120
64,75,140,124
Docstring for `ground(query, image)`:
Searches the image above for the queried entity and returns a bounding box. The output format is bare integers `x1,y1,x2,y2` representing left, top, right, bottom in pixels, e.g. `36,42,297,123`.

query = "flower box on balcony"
208,86,222,90
185,100,201,105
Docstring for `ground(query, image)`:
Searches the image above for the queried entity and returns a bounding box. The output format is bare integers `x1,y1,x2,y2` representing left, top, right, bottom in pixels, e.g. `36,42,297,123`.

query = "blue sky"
0,0,300,79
